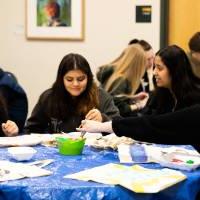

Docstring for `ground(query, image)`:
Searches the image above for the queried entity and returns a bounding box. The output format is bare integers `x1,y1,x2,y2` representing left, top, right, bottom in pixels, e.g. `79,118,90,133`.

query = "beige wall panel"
168,0,200,51
0,0,162,115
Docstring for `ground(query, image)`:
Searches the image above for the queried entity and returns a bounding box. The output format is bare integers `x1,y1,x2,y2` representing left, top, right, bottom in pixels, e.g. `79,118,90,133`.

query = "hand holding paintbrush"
78,108,102,137
85,108,102,122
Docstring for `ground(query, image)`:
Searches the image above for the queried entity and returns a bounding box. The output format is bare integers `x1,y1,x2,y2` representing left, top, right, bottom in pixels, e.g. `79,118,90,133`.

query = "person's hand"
132,92,149,102
77,120,113,133
130,92,149,110
2,120,19,136
136,93,149,109
85,108,103,122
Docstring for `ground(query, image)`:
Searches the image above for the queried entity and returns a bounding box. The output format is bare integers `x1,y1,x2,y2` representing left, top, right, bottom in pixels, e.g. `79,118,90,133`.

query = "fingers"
134,92,149,100
76,127,86,132
85,109,96,119
132,93,145,101
77,120,113,133
76,119,100,133
76,120,87,132
2,120,19,136
77,119,86,130
135,96,149,110
85,109,102,122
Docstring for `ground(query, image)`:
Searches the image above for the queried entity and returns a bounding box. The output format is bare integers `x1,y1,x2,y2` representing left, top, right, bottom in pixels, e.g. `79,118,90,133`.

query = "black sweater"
113,104,200,152
25,87,120,134
0,68,28,133
0,105,8,136
97,65,146,117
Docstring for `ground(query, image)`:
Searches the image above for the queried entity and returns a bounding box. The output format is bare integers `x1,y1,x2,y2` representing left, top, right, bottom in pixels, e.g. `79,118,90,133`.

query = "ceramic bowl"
8,146,37,161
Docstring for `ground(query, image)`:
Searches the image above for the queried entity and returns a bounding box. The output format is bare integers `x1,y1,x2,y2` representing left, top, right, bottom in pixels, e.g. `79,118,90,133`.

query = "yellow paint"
142,7,151,12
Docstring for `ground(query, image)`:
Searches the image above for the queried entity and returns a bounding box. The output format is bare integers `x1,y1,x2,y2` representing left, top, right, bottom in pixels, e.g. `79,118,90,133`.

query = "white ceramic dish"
8,147,37,161
161,152,200,171
0,135,41,147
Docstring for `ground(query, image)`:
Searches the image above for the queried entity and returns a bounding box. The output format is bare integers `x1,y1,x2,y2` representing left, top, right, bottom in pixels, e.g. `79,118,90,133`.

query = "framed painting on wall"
26,0,84,40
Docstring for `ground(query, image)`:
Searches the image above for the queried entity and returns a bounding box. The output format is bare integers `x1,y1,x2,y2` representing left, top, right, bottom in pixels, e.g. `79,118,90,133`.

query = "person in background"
24,53,120,134
0,68,28,133
78,45,200,153
96,44,149,117
129,39,155,92
0,93,19,136
188,31,200,78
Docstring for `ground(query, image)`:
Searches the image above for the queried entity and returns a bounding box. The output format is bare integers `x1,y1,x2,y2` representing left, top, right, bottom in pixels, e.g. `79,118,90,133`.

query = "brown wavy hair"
104,44,146,95
48,53,99,119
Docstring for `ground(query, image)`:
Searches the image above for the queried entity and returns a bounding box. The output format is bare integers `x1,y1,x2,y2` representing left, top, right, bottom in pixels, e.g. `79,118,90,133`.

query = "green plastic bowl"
56,137,85,155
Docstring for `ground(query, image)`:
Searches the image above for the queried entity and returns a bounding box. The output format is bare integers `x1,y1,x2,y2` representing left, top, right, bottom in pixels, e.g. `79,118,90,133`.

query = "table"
0,145,200,200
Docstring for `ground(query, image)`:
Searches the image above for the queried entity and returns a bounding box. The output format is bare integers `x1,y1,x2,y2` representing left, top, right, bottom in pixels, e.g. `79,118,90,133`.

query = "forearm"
78,120,113,133
88,121,113,133
112,105,200,144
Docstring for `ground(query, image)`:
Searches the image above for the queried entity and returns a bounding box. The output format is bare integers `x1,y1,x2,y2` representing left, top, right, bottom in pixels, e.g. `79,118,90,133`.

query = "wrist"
130,104,138,111
102,121,113,133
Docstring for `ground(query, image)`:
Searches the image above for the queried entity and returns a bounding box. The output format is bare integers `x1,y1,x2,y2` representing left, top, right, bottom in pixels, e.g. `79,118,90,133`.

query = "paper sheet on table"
0,160,52,182
64,163,186,193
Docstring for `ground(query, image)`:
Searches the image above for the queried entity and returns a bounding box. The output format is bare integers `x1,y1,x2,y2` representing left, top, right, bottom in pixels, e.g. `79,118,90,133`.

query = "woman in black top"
78,45,200,152
25,53,120,134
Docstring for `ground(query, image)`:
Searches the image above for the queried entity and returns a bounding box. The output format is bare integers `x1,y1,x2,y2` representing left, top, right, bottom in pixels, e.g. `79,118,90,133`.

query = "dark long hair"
128,39,152,51
189,32,200,52
153,45,200,111
157,45,200,97
48,53,99,119
0,92,8,124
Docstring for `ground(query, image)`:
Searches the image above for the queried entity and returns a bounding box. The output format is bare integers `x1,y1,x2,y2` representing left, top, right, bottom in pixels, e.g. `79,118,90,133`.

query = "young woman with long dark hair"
25,53,120,133
78,45,200,153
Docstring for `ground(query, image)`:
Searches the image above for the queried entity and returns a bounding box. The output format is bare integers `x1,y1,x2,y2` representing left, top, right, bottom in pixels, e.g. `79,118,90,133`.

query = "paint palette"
161,152,200,171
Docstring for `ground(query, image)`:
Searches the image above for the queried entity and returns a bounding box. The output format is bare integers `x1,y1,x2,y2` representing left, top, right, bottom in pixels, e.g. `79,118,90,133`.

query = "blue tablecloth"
0,145,200,200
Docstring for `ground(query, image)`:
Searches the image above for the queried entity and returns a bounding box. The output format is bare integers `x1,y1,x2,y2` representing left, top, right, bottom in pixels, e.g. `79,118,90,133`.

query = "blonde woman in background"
129,39,155,92
97,44,149,117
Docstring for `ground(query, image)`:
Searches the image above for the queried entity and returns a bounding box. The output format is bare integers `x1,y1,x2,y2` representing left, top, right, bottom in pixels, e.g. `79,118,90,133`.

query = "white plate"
0,135,41,147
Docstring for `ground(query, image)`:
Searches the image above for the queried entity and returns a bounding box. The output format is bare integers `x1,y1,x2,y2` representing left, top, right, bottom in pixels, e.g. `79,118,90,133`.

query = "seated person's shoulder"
98,86,110,96
39,89,52,101
0,68,17,83
98,87,116,101
96,65,114,83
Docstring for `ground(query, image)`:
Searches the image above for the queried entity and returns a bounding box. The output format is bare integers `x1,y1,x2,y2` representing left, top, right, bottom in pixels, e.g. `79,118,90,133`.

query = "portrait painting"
26,0,84,40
